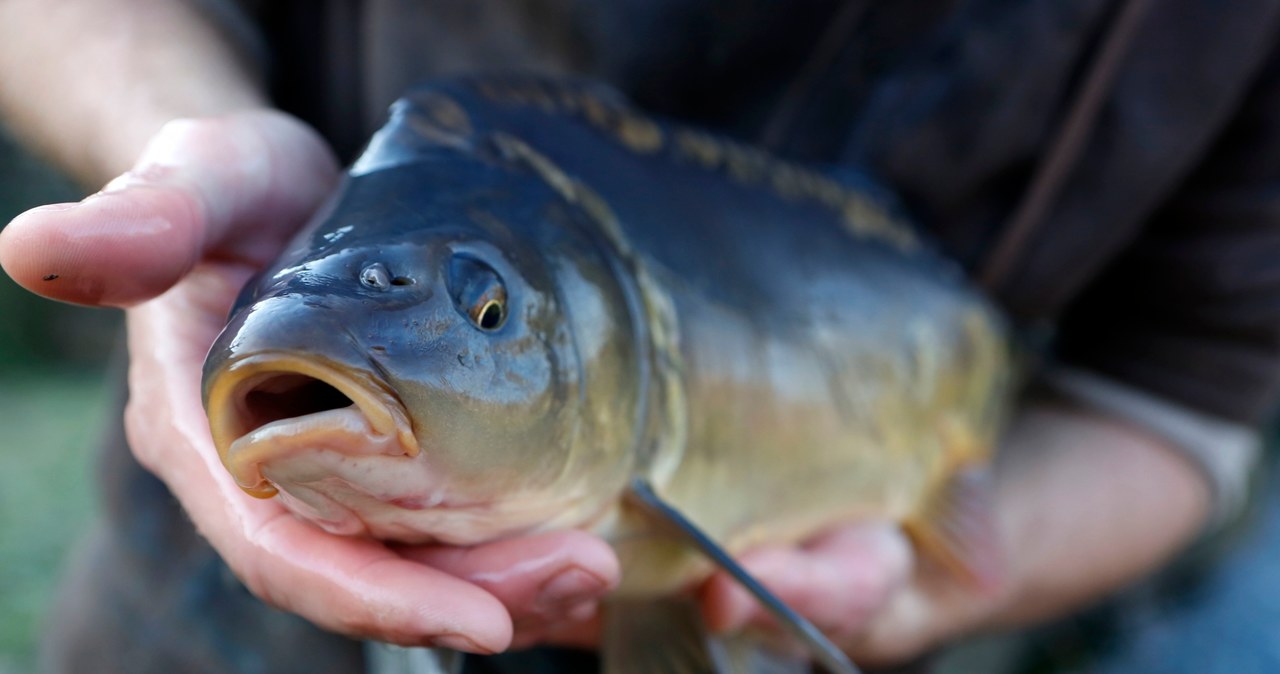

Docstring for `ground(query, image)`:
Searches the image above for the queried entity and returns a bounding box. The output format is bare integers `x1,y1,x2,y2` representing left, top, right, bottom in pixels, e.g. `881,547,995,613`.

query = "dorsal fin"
625,479,863,674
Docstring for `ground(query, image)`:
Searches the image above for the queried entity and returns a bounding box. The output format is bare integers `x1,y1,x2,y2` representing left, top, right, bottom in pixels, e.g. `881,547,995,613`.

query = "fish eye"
448,254,509,332
470,296,507,331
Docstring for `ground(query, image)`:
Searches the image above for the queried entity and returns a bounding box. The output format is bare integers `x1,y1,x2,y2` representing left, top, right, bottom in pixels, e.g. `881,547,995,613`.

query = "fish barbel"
202,76,1011,673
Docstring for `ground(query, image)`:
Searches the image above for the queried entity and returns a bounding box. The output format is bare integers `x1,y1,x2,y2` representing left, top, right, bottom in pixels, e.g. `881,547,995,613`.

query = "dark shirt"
236,0,1280,425
45,3,1280,673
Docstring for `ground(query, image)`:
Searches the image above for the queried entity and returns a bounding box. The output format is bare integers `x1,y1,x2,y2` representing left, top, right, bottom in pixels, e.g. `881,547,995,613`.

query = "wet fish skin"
202,75,1010,597
203,143,645,545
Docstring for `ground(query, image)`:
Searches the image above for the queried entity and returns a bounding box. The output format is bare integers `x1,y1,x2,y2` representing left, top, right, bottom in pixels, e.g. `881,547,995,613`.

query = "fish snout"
205,354,420,498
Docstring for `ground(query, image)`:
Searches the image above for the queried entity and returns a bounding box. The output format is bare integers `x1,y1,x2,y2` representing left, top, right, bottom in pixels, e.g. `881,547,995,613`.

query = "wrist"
980,403,1209,628
0,0,269,187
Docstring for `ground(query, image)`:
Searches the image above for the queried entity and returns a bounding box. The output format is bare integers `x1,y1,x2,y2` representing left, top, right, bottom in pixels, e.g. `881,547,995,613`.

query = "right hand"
0,111,621,652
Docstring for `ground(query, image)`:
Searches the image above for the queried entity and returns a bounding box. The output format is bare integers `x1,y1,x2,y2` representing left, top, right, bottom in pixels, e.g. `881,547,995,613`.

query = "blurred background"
0,121,1277,674
0,123,118,674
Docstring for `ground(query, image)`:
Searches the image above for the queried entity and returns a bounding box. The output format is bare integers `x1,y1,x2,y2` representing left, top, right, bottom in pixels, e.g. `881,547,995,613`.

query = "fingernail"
536,567,608,611
135,118,201,168
101,173,134,194
101,164,179,194
431,634,487,653
864,524,913,572
564,599,598,623
723,608,752,632
719,585,758,633
25,203,78,214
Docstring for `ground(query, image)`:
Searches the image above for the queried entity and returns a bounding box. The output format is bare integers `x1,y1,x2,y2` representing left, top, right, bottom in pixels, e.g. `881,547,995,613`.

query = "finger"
398,529,619,626
0,111,337,307
701,523,913,642
846,555,1008,667
841,584,939,667
232,509,514,652
122,265,512,651
509,602,602,651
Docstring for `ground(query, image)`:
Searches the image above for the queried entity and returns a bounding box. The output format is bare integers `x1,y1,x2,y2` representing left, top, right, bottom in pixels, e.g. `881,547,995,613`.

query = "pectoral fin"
602,598,809,674
707,632,812,674
602,598,714,674
363,643,463,674
625,479,861,674
904,465,1004,591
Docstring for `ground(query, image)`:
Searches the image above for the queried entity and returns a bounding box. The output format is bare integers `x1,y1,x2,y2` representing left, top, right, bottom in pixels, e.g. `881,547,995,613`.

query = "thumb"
701,522,913,642
0,110,338,307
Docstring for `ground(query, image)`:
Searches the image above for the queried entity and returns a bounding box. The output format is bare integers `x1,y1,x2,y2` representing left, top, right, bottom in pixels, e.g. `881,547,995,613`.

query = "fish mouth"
206,353,420,498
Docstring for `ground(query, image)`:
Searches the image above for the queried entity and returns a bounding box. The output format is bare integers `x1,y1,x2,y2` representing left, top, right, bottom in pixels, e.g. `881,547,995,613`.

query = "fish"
201,75,1011,674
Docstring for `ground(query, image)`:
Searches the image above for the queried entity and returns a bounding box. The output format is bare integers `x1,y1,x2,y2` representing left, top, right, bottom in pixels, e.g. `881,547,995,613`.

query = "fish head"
202,154,645,544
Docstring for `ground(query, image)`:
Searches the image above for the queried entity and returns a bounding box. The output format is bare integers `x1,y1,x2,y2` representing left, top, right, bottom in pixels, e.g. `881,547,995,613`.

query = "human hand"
698,401,1215,667
0,111,620,651
698,521,1005,667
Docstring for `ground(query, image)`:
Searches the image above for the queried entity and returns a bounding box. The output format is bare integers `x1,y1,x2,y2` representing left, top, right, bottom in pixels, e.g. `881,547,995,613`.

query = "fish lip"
205,352,420,498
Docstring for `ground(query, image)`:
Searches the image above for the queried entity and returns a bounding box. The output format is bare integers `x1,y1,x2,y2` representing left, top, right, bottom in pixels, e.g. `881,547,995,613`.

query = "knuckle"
329,606,373,637
122,401,161,471
841,563,901,608
231,561,277,609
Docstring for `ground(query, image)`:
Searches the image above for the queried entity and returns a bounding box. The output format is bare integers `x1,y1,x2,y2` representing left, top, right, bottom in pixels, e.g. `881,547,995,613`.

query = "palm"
124,261,505,646
1,111,619,652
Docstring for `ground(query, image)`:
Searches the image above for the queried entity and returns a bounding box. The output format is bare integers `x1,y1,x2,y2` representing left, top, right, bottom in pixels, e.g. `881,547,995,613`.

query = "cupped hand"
0,111,620,651
699,521,1007,667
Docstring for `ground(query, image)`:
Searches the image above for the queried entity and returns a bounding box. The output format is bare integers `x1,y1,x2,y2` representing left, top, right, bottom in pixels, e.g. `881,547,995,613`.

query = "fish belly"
607,258,1007,596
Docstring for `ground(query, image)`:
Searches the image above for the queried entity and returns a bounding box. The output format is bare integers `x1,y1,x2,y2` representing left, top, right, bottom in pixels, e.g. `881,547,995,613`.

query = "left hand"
697,402,1214,666
527,519,991,663
0,112,622,652
697,521,996,666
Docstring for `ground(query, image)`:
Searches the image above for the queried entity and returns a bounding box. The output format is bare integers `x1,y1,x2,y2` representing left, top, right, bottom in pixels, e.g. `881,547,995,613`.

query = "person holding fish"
1,1,1276,673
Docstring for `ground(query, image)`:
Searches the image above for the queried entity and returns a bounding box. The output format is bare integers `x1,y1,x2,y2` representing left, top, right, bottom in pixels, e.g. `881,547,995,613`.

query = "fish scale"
202,75,1012,673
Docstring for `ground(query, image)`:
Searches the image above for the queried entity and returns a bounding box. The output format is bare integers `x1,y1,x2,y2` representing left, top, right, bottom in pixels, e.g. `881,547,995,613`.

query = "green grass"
0,368,111,674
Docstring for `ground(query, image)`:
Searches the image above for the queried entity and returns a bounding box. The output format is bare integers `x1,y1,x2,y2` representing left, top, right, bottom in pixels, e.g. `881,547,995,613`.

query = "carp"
202,76,1010,674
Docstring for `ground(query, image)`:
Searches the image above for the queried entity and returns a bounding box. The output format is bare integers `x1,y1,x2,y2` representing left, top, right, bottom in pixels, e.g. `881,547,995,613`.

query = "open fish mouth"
205,353,420,498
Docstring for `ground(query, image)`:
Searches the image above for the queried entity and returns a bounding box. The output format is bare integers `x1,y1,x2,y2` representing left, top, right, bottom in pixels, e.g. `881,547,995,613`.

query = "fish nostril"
238,374,354,436
361,263,415,290
360,263,391,290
